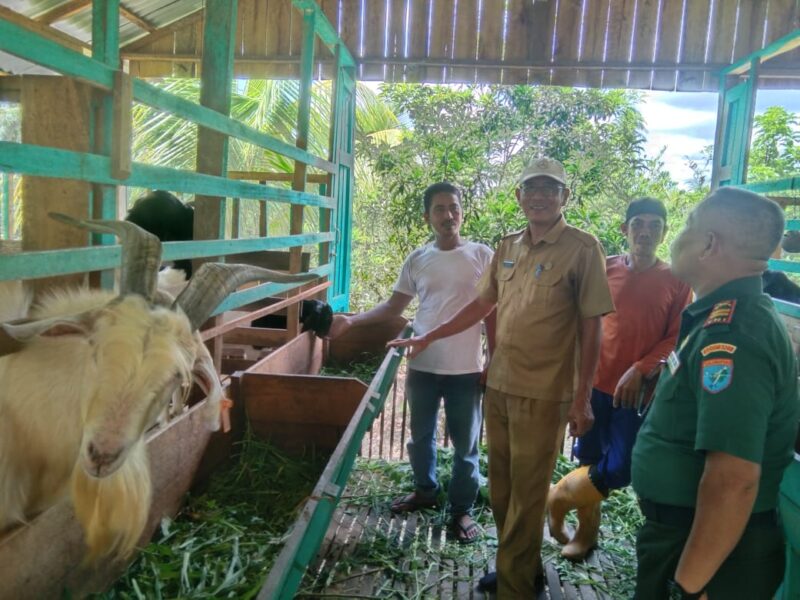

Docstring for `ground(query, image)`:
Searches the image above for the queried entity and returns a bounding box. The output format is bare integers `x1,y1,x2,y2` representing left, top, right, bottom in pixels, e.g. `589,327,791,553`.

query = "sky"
640,89,800,188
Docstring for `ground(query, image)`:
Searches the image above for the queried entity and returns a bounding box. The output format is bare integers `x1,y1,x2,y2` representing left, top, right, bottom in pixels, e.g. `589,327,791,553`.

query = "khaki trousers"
484,387,570,599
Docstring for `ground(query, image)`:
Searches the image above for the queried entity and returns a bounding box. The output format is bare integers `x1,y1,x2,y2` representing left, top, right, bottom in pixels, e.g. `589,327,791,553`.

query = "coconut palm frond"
131,78,401,179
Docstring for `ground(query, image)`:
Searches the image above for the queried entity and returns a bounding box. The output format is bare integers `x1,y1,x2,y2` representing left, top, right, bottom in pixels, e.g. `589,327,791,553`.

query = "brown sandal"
389,492,438,514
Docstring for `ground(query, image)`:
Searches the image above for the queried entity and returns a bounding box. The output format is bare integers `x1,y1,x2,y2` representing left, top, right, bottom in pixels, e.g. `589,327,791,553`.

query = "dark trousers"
574,388,642,491
635,507,785,600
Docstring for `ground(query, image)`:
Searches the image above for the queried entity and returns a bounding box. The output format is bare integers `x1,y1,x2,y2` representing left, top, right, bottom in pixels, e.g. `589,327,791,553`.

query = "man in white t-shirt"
327,182,494,544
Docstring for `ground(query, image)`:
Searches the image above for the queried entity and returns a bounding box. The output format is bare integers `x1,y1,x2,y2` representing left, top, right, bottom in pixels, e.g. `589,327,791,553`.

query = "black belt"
639,498,778,528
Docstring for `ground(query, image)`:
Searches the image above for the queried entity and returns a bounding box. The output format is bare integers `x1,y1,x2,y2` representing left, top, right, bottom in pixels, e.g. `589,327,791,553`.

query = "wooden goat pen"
0,315,408,599
0,1,361,597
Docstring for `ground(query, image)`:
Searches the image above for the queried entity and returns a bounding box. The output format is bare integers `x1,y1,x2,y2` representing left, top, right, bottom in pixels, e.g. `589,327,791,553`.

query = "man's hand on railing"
387,335,430,359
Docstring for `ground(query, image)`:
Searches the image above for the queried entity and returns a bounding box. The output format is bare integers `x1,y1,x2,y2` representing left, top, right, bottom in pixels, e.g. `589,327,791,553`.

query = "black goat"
763,270,800,305
125,190,332,336
126,191,195,278
252,300,333,336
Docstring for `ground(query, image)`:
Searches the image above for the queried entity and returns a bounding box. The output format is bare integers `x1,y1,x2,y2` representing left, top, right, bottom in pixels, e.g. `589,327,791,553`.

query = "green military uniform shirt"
632,276,799,513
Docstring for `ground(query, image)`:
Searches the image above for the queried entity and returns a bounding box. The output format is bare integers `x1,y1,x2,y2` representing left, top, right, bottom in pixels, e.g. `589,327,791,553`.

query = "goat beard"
70,438,151,563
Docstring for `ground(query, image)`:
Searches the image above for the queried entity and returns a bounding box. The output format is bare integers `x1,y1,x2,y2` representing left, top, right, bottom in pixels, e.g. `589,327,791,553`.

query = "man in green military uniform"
631,187,799,599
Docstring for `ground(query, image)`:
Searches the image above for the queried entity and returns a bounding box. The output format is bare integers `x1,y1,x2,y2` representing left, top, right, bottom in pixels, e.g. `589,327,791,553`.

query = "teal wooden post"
287,7,316,337
326,47,356,312
91,0,120,288
1,172,8,239
194,0,237,367
194,0,238,245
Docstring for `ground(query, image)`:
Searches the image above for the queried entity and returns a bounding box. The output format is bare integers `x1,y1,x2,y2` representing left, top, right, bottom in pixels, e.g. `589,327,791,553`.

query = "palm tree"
131,78,401,236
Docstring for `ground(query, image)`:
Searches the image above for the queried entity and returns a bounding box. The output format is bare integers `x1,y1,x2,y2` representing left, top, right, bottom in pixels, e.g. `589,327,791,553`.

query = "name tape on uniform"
700,343,737,356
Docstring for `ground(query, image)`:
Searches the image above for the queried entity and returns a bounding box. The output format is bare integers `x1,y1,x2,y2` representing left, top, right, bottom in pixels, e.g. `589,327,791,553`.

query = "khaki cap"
518,157,567,186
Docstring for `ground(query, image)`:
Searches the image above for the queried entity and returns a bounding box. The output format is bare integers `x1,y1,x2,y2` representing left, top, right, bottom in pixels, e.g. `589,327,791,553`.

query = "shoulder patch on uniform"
701,358,733,394
503,228,526,241
703,300,737,327
700,342,737,356
565,226,601,248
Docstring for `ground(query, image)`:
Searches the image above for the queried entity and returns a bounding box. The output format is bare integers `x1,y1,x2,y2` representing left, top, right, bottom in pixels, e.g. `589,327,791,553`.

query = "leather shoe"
477,571,544,594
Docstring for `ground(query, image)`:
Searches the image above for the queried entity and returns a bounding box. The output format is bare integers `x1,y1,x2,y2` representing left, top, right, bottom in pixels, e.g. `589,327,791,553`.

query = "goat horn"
49,213,162,301
174,264,318,331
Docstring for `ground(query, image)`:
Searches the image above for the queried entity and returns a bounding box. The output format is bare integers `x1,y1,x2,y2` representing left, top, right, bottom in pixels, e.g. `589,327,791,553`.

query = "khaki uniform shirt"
477,216,615,401
632,276,800,512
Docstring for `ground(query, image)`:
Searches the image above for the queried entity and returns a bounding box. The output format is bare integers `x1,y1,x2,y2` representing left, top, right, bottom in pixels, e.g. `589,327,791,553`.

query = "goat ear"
2,314,92,341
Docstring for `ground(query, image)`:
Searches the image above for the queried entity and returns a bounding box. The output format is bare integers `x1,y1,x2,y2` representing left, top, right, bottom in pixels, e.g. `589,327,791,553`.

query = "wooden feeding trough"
239,314,408,455
0,316,407,599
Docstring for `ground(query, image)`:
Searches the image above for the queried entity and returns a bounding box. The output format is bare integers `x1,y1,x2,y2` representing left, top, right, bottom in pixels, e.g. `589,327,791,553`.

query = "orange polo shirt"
478,217,615,401
594,255,692,395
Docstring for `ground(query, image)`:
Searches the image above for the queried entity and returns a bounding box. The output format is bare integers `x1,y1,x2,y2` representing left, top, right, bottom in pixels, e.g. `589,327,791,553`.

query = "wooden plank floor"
298,466,631,599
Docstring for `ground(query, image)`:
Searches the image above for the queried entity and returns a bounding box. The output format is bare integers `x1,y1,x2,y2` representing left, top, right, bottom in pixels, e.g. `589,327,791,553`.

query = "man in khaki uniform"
390,158,614,597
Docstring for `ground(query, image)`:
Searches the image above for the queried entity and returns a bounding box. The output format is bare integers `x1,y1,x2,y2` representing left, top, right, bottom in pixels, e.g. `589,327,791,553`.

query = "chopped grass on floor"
96,433,326,600
299,451,643,599
298,448,495,598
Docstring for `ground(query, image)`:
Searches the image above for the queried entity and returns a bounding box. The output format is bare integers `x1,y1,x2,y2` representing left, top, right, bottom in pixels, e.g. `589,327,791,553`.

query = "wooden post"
20,75,92,298
288,7,316,337
91,0,120,290
195,0,238,368
1,172,8,239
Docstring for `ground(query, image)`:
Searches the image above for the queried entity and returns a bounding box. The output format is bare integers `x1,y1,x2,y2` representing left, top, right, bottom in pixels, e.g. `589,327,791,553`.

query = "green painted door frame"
711,59,759,189
327,58,356,312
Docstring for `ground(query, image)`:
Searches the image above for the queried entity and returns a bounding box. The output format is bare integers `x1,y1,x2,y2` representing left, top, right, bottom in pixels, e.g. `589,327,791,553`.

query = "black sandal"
389,492,437,514
449,514,480,545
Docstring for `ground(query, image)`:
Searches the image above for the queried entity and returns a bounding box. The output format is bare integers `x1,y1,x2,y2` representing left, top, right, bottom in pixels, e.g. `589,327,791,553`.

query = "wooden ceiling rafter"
121,8,205,53
119,3,157,33
33,0,91,25
0,5,90,54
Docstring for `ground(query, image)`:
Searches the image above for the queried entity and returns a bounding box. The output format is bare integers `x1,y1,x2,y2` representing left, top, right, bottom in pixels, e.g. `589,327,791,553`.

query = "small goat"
0,215,315,561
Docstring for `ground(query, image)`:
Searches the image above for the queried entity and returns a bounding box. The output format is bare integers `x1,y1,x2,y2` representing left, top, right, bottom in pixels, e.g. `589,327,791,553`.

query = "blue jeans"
405,368,482,516
574,388,643,492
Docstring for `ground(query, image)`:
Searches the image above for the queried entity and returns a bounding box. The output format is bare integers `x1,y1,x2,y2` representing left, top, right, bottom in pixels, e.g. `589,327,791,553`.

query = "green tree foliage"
748,106,799,182
364,86,683,252
350,85,688,308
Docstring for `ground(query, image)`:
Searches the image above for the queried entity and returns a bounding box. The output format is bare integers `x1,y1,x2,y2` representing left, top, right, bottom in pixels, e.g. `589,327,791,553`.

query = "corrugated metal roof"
2,0,799,91
4,0,202,45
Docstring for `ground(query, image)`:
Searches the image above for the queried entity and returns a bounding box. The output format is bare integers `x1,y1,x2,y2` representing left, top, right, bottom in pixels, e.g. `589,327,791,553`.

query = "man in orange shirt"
547,197,692,561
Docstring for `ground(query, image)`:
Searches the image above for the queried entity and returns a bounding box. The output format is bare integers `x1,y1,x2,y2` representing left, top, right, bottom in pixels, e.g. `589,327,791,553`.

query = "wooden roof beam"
35,0,91,25
121,8,204,52
119,4,157,34
121,52,730,72
726,29,800,75
0,5,90,54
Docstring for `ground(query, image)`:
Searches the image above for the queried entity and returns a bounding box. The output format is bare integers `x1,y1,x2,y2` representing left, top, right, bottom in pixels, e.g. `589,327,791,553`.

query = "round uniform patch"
702,358,733,394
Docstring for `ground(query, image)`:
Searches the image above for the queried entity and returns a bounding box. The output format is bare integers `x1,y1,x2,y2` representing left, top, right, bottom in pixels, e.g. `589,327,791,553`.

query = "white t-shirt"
394,241,493,374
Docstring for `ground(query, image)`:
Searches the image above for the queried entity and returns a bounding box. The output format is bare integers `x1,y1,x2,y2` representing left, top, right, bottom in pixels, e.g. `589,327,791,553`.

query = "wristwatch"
668,579,705,599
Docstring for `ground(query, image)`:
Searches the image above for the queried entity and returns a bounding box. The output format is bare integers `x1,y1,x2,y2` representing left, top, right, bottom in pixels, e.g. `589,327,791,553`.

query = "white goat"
0,215,315,561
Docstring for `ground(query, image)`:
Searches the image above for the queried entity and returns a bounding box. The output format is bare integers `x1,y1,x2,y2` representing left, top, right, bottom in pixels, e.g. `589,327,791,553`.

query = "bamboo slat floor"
298,464,634,599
